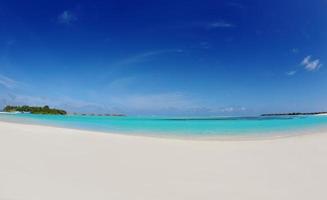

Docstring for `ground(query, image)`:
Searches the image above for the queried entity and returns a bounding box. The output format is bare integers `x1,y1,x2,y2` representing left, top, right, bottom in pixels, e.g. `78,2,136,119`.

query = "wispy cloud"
172,20,235,31
0,74,18,89
226,2,246,9
6,39,16,46
301,55,322,71
174,105,247,116
110,92,195,112
58,10,77,25
113,49,183,67
291,48,299,53
286,70,297,76
199,41,210,49
206,21,234,29
105,91,248,115
218,106,246,113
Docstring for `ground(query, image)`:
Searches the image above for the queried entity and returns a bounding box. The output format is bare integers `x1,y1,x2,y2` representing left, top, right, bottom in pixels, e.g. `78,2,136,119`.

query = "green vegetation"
3,105,67,115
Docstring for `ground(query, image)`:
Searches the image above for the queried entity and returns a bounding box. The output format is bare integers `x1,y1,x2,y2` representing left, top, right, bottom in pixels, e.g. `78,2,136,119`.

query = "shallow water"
1,113,327,138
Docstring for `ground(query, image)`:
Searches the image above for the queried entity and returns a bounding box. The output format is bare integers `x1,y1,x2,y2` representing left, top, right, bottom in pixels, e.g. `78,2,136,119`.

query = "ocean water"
1,113,327,138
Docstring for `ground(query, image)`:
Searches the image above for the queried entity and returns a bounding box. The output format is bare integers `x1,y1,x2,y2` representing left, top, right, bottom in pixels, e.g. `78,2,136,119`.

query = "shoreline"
1,118,327,141
1,120,327,200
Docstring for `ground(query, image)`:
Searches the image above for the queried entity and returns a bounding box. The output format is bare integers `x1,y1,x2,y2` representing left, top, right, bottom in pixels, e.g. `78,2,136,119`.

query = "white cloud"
301,55,322,71
0,87,249,115
6,39,16,46
170,21,234,31
182,106,247,116
58,10,77,25
0,74,18,89
207,21,234,28
291,48,299,53
113,49,183,67
211,106,246,113
286,70,297,76
301,55,311,65
110,93,195,112
227,2,245,9
199,41,210,49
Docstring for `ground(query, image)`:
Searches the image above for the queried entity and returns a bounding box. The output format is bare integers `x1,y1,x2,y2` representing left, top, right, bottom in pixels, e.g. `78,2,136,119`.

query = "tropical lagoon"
1,113,327,139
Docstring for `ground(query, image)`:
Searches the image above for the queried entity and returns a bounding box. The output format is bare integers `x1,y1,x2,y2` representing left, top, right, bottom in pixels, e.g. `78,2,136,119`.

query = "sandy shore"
1,121,327,200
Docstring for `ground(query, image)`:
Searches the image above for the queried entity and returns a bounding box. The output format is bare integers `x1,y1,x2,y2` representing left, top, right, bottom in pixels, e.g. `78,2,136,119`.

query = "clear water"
1,113,327,138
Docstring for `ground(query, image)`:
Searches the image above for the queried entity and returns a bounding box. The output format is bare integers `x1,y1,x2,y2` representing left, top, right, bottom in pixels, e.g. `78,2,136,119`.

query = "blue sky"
0,0,326,115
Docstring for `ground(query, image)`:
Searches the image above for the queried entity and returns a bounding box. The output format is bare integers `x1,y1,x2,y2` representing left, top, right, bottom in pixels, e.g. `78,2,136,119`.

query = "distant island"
3,105,67,115
2,105,126,116
261,112,327,116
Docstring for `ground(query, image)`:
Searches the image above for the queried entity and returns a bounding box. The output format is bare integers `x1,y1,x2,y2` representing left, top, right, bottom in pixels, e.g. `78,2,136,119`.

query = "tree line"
3,105,67,115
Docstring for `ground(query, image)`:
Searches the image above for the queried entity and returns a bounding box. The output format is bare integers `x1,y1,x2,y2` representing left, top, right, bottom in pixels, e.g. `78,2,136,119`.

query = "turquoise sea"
1,113,327,138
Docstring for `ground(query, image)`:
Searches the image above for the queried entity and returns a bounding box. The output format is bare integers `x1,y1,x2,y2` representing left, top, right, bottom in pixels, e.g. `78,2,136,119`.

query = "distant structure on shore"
261,112,327,116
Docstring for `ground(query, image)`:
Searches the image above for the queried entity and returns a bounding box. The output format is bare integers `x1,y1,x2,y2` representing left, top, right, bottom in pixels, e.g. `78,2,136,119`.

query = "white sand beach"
1,121,327,200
